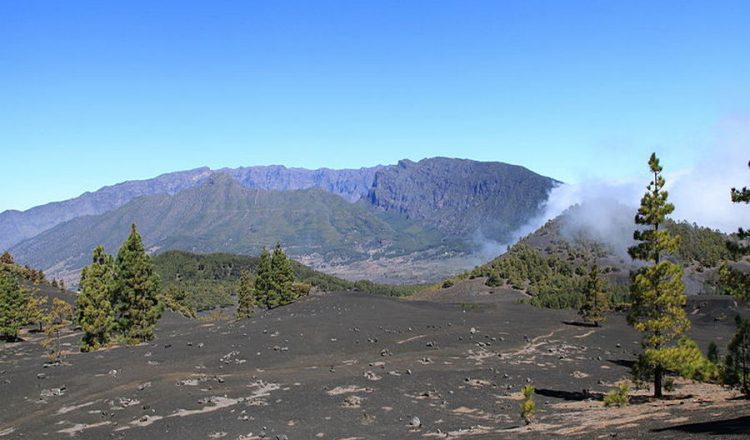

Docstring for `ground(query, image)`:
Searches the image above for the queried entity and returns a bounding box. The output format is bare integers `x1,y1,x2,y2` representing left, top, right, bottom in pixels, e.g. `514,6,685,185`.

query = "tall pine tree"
113,224,161,343
724,160,750,298
0,268,28,341
271,242,296,306
236,270,255,319
579,264,609,326
76,246,116,351
627,153,690,398
724,315,750,396
723,160,750,394
253,244,297,309
253,247,273,308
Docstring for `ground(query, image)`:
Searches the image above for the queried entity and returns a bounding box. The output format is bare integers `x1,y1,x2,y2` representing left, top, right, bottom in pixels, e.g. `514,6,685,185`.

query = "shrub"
520,384,536,425
603,383,629,407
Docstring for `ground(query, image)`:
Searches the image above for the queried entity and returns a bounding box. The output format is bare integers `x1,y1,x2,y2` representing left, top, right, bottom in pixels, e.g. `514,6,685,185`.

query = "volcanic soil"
1,283,748,439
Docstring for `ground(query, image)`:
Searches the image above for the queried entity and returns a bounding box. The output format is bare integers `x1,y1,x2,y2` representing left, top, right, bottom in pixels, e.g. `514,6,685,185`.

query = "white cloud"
668,116,750,233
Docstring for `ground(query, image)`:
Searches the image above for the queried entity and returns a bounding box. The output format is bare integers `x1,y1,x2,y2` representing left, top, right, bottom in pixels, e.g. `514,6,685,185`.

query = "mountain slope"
0,167,214,251
368,157,559,240
0,165,382,251
9,174,455,284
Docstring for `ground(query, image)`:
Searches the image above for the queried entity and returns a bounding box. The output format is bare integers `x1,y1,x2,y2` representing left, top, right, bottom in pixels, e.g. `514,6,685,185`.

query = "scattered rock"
342,395,363,408
363,371,382,381
40,387,66,398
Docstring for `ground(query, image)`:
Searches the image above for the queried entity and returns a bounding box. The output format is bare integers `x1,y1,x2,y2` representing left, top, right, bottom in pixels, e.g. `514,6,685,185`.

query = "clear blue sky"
2,0,749,212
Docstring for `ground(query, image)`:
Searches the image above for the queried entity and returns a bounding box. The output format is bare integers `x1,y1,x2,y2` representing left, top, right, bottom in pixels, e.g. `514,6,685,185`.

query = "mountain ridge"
1,157,558,252
9,174,460,285
6,157,559,285
0,164,383,251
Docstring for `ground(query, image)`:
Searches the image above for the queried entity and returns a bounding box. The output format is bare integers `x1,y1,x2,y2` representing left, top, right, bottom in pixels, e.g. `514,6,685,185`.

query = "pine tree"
730,160,750,232
627,153,690,398
253,247,273,308
0,268,29,341
579,264,609,326
0,251,14,265
113,224,161,343
725,315,750,396
236,270,255,319
271,242,296,306
723,160,750,299
76,246,116,351
25,294,47,332
42,298,73,362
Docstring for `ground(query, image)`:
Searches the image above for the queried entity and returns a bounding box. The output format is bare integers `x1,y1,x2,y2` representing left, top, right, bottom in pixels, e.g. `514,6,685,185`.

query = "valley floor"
0,287,747,439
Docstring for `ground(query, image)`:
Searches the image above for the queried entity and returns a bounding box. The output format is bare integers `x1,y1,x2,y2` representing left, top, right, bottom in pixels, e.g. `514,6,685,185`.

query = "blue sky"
2,1,749,212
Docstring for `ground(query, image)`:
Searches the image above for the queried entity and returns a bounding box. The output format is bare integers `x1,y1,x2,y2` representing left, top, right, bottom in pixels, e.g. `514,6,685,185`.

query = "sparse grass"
199,308,231,322
460,302,482,310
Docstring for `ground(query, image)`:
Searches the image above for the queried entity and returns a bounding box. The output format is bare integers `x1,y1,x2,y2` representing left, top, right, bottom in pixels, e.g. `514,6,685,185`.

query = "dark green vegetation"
724,315,750,395
253,244,304,309
0,251,47,285
579,264,609,326
627,153,690,398
720,161,750,396
76,225,162,348
112,225,161,342
720,160,750,300
235,270,254,319
0,267,28,340
76,246,115,351
461,232,627,310
154,250,429,313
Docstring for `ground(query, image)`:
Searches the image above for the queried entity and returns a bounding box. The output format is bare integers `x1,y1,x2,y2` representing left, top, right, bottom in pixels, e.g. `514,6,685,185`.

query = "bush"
520,384,536,425
603,383,629,407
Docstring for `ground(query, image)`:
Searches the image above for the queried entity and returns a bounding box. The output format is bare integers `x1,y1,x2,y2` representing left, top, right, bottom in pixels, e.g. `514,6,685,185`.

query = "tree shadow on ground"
0,335,25,343
652,416,750,435
537,387,694,405
536,388,603,401
608,359,635,369
562,320,599,328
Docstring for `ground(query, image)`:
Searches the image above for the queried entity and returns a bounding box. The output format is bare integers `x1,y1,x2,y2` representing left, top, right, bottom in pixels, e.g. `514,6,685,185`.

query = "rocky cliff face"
367,157,559,241
223,165,384,203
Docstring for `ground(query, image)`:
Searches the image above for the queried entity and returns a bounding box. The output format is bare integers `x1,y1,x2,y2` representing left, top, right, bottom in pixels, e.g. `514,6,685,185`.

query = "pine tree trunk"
654,365,663,398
